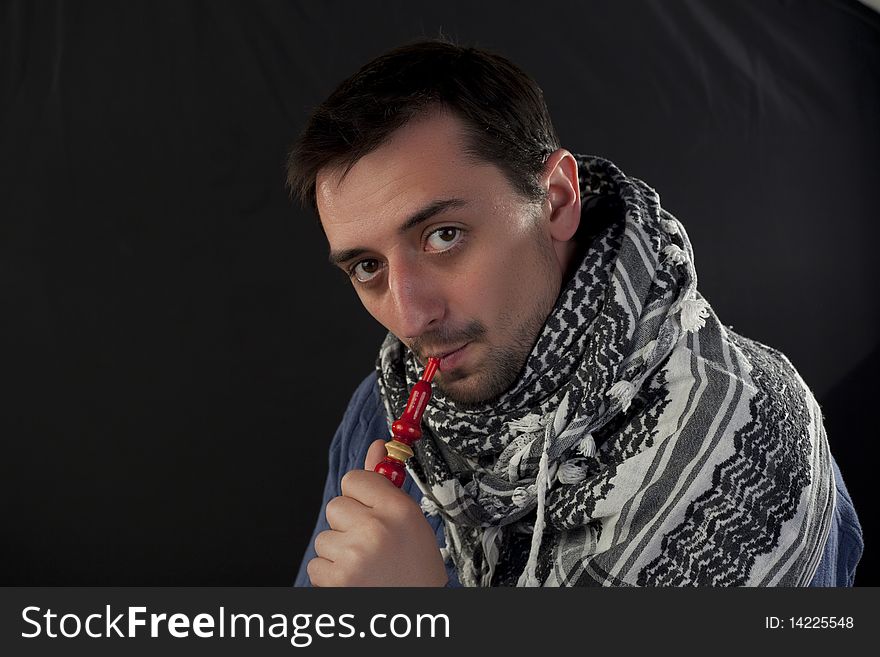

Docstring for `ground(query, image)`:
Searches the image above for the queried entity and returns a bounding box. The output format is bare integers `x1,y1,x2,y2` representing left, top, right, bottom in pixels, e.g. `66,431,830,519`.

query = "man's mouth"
425,343,470,373
425,343,468,360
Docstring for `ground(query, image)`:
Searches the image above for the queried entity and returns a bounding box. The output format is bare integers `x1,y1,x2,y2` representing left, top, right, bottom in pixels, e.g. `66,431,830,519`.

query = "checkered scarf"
377,155,834,586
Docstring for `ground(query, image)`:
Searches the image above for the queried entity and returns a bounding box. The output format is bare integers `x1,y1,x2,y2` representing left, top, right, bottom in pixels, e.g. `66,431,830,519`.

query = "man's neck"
561,238,588,286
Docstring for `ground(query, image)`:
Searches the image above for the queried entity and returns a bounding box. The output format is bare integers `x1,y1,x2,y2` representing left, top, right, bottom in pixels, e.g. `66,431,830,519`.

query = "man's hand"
307,439,448,587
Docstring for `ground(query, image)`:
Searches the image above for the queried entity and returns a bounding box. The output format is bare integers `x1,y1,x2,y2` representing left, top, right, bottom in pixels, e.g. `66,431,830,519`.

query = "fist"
307,439,448,587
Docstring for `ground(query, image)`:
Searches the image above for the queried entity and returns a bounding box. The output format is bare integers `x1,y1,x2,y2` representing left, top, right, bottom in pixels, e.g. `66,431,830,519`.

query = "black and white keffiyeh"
376,155,834,587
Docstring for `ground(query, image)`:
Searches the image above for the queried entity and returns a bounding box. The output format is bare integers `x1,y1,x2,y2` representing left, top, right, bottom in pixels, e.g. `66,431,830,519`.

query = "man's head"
287,40,582,407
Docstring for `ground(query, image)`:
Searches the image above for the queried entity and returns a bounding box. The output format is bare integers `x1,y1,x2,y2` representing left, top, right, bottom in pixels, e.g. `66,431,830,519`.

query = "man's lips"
424,343,469,360
425,343,470,373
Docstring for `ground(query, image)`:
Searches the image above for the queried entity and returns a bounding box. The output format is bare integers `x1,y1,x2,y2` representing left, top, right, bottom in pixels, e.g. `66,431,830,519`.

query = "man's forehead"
315,114,476,224
318,160,466,213
315,122,471,209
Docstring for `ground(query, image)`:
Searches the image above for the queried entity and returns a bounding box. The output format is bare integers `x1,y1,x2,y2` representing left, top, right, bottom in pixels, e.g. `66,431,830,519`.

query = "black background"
1,0,877,585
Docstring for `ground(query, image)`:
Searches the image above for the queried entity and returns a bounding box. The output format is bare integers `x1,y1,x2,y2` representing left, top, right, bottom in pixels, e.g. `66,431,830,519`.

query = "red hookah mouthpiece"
420,356,439,383
374,357,440,487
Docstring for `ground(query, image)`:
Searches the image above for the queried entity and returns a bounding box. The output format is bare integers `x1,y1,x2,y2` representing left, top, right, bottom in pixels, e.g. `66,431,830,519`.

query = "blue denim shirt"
295,373,864,587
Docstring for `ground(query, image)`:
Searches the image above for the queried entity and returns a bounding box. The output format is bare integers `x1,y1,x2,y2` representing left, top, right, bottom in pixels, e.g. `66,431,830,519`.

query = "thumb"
364,439,389,471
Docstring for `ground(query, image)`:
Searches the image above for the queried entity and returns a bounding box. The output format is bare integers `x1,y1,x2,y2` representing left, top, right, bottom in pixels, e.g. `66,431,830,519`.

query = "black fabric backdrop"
1,0,877,585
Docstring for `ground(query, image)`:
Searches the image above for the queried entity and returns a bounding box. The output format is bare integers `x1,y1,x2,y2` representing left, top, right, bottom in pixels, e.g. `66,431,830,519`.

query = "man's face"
316,111,571,406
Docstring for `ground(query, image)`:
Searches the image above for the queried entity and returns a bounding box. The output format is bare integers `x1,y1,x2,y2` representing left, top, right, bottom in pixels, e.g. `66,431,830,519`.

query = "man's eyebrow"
397,197,468,233
327,197,469,267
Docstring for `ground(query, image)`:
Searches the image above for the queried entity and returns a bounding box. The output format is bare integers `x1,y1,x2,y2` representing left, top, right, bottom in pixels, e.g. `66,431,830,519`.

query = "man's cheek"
360,299,393,332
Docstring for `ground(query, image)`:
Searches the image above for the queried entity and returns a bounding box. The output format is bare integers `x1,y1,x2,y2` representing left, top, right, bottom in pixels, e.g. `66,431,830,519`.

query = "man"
287,40,863,586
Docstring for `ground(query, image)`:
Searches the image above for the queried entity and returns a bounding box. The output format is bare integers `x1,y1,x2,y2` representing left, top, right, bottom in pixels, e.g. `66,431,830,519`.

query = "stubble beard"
436,308,548,409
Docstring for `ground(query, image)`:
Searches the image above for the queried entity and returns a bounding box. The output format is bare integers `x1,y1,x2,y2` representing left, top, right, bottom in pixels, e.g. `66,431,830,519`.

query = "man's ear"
542,149,581,243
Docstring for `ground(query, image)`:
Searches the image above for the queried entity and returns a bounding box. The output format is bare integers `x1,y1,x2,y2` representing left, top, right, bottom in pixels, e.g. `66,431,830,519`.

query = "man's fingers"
324,495,368,531
313,528,351,563
340,469,399,508
306,556,335,587
364,438,388,471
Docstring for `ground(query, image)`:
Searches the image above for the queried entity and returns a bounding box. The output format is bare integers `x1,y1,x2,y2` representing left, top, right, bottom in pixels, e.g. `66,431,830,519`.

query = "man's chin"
435,370,504,408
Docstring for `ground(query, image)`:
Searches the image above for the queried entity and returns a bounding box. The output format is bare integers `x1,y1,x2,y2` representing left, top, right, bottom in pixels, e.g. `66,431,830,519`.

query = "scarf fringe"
420,496,440,517
557,459,588,484
607,380,637,413
663,243,688,265
660,218,680,235
680,294,710,333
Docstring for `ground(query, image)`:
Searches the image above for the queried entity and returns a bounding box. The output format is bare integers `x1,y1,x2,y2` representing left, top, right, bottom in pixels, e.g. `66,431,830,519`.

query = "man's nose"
386,260,445,339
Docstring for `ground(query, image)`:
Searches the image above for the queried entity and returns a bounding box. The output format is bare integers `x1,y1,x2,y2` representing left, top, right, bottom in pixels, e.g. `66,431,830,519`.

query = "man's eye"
426,227,462,251
351,259,381,283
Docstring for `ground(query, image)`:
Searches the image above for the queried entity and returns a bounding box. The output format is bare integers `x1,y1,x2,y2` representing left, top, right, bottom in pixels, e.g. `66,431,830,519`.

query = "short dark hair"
285,39,560,214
